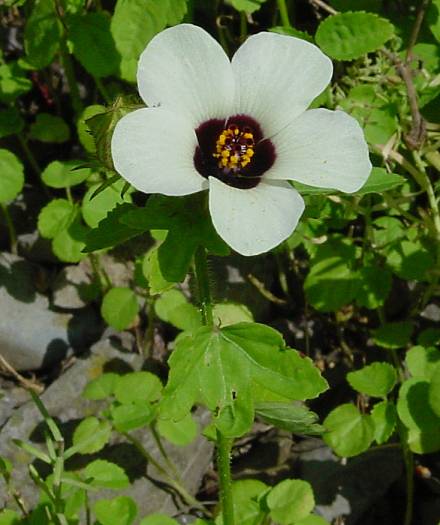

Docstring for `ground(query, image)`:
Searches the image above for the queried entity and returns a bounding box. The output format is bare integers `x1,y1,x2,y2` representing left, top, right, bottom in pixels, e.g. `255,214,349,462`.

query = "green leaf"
140,515,178,525
155,289,202,331
397,378,440,453
82,373,120,400
215,392,254,438
269,25,313,42
212,303,254,326
294,516,330,525
406,345,440,380
157,412,198,446
304,240,360,312
330,0,382,11
0,149,24,204
255,402,324,435
373,321,414,349
323,403,375,457
82,180,132,228
230,0,267,14
52,217,88,263
356,168,405,194
101,287,138,331
111,0,188,82
94,496,137,525
347,362,397,398
427,0,440,43
315,12,394,60
83,203,141,252
110,402,155,432
0,62,32,103
371,400,397,444
41,160,91,188
0,107,24,138
84,459,129,489
77,104,106,153
72,417,112,454
386,239,435,281
160,323,327,422
24,0,61,68
68,12,119,78
0,509,21,525
355,265,391,309
114,371,162,404
142,246,176,295
429,363,440,418
266,479,314,524
29,113,70,143
38,199,76,239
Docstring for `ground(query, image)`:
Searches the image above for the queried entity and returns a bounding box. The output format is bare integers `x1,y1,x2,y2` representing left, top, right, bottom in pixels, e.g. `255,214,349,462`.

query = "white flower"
111,24,371,256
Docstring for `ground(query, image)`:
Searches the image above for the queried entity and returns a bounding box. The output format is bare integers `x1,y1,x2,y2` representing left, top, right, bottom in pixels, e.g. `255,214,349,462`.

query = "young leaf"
315,12,395,60
0,149,24,204
24,0,61,68
94,496,137,525
347,362,397,398
323,403,375,457
405,345,440,380
41,160,92,188
101,287,138,331
154,289,202,331
82,373,120,400
114,372,162,404
266,479,314,524
397,378,440,453
52,216,88,263
0,509,21,525
0,107,24,138
38,199,76,239
428,363,440,418
139,515,179,525
160,323,327,422
371,400,397,444
29,113,70,143
110,402,155,432
68,12,119,78
230,0,267,14
356,168,405,194
373,321,414,349
72,417,112,455
84,459,129,489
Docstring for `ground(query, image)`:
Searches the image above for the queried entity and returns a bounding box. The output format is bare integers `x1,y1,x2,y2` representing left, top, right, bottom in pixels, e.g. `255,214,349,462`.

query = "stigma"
213,124,255,172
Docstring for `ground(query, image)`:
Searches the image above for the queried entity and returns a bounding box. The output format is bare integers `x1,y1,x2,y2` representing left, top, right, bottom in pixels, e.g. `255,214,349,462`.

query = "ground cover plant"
0,0,440,524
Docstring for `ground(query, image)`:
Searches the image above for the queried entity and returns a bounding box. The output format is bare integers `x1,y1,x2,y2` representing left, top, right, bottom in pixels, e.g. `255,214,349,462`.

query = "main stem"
193,246,235,525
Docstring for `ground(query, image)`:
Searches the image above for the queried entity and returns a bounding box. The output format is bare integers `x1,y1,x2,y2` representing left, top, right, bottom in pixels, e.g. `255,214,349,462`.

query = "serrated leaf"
347,362,397,398
94,496,137,525
82,373,120,400
29,113,70,143
270,26,313,42
38,199,76,239
72,417,112,455
0,149,24,204
114,371,162,404
68,12,119,78
397,378,440,453
371,400,397,444
356,265,391,309
84,459,129,489
160,323,327,422
101,287,138,331
255,402,324,435
52,216,88,263
0,62,32,103
323,403,375,457
266,479,314,525
111,0,188,82
24,0,61,68
373,321,414,349
41,160,91,188
230,0,267,14
386,239,435,282
316,12,395,60
82,179,132,228
154,289,202,331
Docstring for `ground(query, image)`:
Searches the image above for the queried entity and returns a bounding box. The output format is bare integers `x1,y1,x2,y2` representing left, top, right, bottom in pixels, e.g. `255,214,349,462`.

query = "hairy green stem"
193,246,235,525
1,203,17,254
277,0,291,27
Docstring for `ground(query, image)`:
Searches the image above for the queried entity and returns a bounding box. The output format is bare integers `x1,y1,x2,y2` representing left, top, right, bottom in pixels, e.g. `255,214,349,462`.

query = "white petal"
137,24,235,127
208,178,304,256
265,109,372,193
231,32,333,137
111,107,207,196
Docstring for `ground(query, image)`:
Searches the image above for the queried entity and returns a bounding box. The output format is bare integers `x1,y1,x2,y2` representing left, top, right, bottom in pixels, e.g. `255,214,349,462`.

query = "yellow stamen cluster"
213,124,255,172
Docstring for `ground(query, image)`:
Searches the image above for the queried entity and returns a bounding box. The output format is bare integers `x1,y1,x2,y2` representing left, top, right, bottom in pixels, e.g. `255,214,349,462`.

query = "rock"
0,339,213,521
0,253,103,370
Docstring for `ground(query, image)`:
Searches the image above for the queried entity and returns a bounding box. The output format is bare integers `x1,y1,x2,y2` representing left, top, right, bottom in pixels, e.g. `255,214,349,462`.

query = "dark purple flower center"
193,114,276,189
